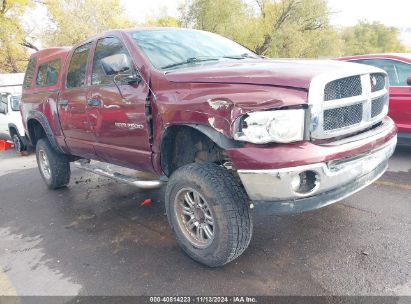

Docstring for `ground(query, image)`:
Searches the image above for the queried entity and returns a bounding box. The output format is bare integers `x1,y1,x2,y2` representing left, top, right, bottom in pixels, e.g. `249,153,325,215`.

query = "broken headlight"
233,109,305,144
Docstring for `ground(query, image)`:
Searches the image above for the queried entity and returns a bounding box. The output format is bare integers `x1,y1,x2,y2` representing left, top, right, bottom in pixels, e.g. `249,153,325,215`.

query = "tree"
179,0,341,58
0,0,35,73
179,0,249,42
341,21,406,55
145,16,181,27
42,0,134,47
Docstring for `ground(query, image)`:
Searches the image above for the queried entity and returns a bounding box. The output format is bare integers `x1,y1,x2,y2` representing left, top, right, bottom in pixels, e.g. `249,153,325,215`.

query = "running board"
74,160,165,189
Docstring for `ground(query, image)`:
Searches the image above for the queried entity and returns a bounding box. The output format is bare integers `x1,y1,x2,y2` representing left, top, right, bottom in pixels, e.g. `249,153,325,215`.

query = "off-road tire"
36,138,71,189
165,162,253,267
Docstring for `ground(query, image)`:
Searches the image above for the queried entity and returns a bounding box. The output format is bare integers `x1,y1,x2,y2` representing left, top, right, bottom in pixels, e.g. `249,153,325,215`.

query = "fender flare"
7,123,21,136
26,111,65,153
183,124,243,149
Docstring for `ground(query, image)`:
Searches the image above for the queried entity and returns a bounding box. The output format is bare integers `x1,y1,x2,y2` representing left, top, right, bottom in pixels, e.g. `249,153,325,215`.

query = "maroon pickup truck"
21,28,397,267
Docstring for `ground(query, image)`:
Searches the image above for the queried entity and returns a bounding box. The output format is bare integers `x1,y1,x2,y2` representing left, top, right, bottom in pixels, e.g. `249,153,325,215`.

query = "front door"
87,36,152,171
58,42,97,159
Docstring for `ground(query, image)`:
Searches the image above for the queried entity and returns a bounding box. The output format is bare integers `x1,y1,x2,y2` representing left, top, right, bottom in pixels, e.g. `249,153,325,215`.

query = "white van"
0,73,27,152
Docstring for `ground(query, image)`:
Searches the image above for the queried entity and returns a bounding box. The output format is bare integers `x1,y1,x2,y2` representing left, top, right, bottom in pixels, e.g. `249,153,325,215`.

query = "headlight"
233,109,305,144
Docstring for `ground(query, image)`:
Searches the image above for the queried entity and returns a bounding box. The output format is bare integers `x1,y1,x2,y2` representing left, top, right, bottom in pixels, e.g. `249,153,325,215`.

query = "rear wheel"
166,162,253,267
36,138,71,189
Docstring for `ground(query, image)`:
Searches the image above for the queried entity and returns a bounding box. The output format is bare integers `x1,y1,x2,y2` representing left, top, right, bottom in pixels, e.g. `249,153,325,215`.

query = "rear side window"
35,59,61,87
66,42,92,88
23,57,37,88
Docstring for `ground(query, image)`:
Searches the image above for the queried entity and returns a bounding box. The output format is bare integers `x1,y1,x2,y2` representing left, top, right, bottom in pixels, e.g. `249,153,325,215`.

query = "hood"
164,59,364,89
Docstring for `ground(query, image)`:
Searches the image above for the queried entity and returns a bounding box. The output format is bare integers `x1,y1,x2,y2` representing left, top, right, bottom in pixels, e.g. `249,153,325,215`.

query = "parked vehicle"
21,28,397,267
0,73,28,152
338,53,411,145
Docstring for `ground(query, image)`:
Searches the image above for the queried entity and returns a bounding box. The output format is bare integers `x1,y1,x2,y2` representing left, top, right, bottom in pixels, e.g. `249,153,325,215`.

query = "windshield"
11,95,21,111
130,29,259,71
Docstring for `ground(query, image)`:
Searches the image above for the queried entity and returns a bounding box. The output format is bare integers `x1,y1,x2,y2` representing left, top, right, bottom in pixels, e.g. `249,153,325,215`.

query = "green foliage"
42,0,134,47
179,0,249,41
341,21,406,55
0,0,33,73
179,0,343,58
145,16,181,28
1,0,408,74
179,0,406,58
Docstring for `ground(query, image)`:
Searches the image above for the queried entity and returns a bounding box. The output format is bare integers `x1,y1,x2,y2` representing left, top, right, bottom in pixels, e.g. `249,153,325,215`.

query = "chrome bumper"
238,135,397,214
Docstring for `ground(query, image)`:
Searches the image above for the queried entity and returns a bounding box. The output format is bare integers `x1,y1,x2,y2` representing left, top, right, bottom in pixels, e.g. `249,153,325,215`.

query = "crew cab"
21,28,397,267
338,53,411,145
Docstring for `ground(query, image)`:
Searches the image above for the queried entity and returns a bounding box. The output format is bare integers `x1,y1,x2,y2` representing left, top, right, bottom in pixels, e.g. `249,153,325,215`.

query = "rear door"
58,42,97,159
350,58,411,133
87,36,152,171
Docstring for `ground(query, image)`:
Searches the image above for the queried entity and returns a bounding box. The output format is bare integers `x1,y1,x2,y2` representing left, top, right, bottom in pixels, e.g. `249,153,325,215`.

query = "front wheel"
12,133,26,153
165,162,253,267
36,138,71,189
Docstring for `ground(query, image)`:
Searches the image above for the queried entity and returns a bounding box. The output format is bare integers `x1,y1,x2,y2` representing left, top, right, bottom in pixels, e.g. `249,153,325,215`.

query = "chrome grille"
371,94,388,118
324,104,363,131
309,69,389,140
324,76,362,101
370,73,386,92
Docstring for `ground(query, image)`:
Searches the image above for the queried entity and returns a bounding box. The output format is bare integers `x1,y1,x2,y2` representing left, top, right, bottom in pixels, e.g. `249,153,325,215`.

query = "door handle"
103,104,120,109
87,98,102,107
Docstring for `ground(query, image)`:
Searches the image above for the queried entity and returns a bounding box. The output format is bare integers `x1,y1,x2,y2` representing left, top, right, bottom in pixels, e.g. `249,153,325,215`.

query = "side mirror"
114,69,141,85
101,53,141,85
407,76,411,86
101,53,132,75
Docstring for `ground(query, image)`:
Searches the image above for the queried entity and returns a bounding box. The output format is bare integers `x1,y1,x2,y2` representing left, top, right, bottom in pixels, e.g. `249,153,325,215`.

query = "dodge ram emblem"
371,76,377,87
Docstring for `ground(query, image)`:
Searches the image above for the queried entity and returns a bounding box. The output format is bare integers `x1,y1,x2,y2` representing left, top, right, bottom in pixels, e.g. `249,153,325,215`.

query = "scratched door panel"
88,84,153,171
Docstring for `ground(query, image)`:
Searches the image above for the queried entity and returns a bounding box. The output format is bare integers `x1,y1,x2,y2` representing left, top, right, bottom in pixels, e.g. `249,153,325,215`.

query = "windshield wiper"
161,57,219,69
221,53,260,60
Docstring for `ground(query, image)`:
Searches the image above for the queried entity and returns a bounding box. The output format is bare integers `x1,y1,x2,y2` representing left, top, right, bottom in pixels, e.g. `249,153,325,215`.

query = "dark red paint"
22,29,398,176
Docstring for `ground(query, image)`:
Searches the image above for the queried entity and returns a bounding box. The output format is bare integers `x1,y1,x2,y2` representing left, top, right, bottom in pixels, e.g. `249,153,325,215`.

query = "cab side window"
391,60,411,86
36,59,62,87
352,58,411,86
91,37,132,85
67,42,92,88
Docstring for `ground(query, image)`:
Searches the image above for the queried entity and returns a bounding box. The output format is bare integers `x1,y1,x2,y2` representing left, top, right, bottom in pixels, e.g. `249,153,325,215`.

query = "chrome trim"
237,135,397,202
308,64,389,139
253,161,388,215
319,117,394,146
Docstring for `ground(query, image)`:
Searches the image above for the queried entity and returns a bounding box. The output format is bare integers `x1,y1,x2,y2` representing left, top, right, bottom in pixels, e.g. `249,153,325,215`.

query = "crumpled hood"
165,59,363,89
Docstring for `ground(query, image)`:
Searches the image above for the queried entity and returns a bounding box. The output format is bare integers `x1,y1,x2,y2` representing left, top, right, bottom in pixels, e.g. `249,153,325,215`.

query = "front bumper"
237,132,397,214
